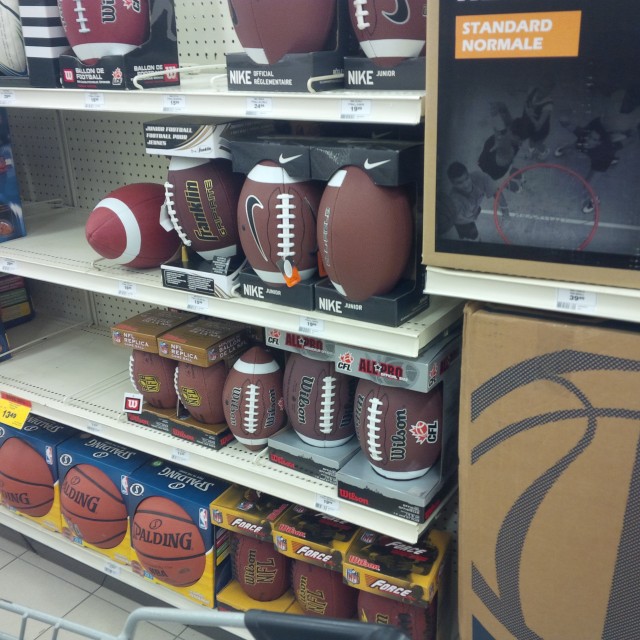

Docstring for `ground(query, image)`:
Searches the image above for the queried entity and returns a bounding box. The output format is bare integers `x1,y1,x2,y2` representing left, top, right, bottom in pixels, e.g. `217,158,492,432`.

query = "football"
317,166,413,302
86,183,181,269
57,0,150,64
129,349,178,410
283,353,356,448
222,345,286,451
238,161,321,286
227,0,336,65
357,590,435,640
232,532,291,601
353,379,442,480
166,157,244,261
0,0,27,76
291,560,358,618
349,0,427,68
175,361,227,425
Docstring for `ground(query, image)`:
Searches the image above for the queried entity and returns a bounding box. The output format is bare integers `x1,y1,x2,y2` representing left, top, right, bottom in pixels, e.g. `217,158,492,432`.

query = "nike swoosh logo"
279,153,302,164
245,195,268,261
363,159,391,170
382,0,410,25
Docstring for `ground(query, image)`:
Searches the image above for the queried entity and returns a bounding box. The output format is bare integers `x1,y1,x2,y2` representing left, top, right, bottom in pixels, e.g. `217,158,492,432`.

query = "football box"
0,108,26,243
344,55,426,91
264,327,336,361
56,432,151,564
0,274,35,329
0,414,76,532
216,580,296,613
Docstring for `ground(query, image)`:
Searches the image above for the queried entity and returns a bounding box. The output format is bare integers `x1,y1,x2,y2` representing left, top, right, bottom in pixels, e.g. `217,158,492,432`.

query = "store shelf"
0,76,424,125
425,265,640,322
0,203,462,358
1,315,447,543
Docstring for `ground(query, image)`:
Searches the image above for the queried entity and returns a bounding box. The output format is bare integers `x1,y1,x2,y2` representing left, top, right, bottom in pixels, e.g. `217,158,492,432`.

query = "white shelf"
1,204,462,358
1,315,444,543
0,76,424,125
425,266,640,322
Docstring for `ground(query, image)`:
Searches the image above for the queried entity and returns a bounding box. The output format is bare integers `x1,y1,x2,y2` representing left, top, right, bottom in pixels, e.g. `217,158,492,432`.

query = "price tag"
341,99,371,120
103,561,121,577
0,258,17,273
246,96,272,116
556,288,597,313
187,294,209,312
118,281,137,298
315,494,340,514
0,91,16,106
0,397,31,430
86,421,105,435
85,92,105,109
299,316,324,335
163,94,186,112
171,447,190,464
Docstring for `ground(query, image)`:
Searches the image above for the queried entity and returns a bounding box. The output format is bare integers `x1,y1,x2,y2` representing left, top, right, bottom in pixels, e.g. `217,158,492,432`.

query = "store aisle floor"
0,524,233,640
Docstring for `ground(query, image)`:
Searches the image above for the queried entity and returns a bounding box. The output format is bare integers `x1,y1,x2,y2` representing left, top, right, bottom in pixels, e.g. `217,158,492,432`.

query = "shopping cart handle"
244,610,410,640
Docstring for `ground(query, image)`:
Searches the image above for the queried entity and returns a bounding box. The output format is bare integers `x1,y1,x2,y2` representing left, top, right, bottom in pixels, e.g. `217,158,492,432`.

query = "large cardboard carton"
459,302,640,639
424,0,640,289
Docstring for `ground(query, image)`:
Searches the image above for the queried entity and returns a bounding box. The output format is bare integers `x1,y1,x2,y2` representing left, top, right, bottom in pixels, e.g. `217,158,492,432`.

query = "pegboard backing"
6,110,72,204
60,113,169,210
29,281,91,324
91,292,156,328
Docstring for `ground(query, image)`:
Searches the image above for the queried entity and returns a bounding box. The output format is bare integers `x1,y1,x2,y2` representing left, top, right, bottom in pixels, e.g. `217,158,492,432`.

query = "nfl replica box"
58,0,179,90
459,302,640,639
424,0,640,290
125,458,231,607
56,433,150,565
0,414,76,533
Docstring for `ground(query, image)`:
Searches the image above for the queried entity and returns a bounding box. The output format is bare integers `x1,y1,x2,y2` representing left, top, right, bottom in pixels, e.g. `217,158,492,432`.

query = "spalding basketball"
60,464,128,549
0,438,54,517
131,495,206,587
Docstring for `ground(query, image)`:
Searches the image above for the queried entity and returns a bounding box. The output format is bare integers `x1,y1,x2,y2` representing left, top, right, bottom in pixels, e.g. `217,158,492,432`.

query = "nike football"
349,0,427,68
354,379,442,480
317,165,413,302
238,161,321,286
228,0,336,65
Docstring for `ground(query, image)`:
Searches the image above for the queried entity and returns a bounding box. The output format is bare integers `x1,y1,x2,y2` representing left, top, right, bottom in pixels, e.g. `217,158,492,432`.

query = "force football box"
0,414,76,533
216,580,296,614
56,433,151,565
58,0,179,90
125,458,231,607
111,309,198,354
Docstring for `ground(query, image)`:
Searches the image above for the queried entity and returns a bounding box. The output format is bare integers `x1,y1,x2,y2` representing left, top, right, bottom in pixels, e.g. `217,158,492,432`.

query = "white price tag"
103,561,121,577
246,96,273,116
187,294,209,312
341,99,371,120
171,447,190,463
118,281,137,298
315,494,340,514
85,92,105,109
86,421,104,435
556,288,597,313
0,91,16,106
299,316,324,335
0,258,17,273
163,94,186,112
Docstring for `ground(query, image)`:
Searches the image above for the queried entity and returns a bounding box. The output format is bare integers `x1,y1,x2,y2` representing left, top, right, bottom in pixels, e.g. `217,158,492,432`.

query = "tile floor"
0,524,235,640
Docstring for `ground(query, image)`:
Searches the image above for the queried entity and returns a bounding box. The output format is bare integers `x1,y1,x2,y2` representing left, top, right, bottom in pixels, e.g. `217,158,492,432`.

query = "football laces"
73,0,90,33
276,193,296,261
318,376,337,434
244,384,260,433
353,0,371,30
164,181,192,246
365,397,384,461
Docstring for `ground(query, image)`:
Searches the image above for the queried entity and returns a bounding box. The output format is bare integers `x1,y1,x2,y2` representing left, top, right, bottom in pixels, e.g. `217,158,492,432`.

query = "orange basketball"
0,438,54,517
131,496,206,587
60,463,127,549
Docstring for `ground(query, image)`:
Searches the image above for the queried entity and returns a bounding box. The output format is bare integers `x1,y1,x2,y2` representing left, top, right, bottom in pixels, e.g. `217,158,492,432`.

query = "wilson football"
222,345,286,451
349,0,426,67
353,379,442,480
238,161,321,286
86,183,180,269
58,0,150,64
175,361,227,425
317,166,413,302
129,349,178,410
166,157,244,261
228,0,336,65
283,353,356,448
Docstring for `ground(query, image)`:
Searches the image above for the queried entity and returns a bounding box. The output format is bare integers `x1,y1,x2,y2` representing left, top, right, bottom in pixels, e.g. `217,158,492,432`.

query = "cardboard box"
344,56,426,91
111,309,198,353
264,327,335,361
0,274,34,328
459,302,640,639
216,580,296,613
424,0,640,289
0,108,26,242
0,414,76,532
238,266,320,311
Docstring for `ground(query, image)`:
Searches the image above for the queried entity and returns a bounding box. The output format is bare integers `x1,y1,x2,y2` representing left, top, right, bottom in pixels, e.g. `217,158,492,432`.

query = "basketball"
0,438,54,517
60,464,128,549
130,496,206,587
